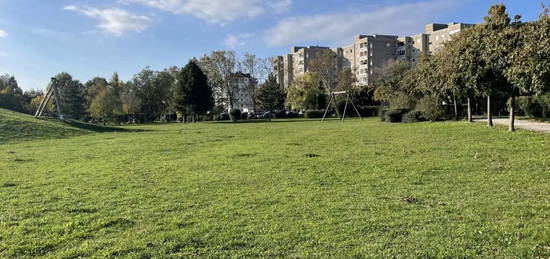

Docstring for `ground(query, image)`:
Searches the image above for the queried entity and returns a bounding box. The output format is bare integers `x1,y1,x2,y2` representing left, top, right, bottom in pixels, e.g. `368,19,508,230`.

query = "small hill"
0,108,125,143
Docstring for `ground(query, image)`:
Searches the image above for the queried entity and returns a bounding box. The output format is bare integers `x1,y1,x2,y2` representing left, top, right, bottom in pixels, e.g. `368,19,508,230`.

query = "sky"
0,0,545,91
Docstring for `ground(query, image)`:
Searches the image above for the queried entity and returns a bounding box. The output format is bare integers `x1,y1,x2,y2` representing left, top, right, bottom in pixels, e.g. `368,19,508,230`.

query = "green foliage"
286,73,327,110
54,73,87,119
173,61,214,118
0,74,25,113
0,118,549,257
132,68,172,122
415,96,446,122
402,111,427,123
88,87,122,124
256,74,285,111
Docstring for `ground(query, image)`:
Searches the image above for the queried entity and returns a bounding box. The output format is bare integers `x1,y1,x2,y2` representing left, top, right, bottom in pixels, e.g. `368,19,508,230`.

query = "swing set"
321,91,362,122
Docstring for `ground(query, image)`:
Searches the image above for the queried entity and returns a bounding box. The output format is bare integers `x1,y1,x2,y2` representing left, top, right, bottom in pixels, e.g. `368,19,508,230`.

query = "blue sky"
0,0,545,90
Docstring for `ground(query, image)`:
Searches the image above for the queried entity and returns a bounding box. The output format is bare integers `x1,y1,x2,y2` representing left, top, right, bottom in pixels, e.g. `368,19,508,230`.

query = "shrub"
304,110,325,119
384,109,409,123
403,111,427,123
229,109,241,122
415,96,445,122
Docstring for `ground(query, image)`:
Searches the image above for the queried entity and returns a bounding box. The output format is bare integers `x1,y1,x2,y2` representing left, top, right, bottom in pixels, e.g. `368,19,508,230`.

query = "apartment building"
273,22,474,87
273,46,343,90
215,72,257,113
343,34,400,85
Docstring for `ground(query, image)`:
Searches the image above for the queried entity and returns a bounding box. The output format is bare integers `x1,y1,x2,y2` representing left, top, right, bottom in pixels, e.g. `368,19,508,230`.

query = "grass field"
0,109,549,257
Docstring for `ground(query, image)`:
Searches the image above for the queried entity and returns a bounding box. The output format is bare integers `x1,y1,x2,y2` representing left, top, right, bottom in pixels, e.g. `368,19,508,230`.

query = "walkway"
474,118,550,133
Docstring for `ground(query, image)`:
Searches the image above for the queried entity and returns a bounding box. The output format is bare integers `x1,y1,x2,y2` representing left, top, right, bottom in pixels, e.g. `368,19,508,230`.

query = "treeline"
373,4,550,131
0,51,285,124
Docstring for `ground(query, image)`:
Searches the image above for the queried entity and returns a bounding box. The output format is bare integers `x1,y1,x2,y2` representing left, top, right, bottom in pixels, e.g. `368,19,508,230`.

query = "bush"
415,96,445,122
384,109,408,123
402,111,427,123
229,109,241,122
304,110,325,119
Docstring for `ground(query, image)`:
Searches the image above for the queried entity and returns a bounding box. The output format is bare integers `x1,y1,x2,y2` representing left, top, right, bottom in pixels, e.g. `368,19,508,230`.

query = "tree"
54,73,86,119
506,6,550,131
309,49,341,93
240,53,261,112
256,74,285,112
0,74,24,112
84,77,109,114
286,73,326,110
372,61,417,109
336,67,357,92
198,51,238,111
120,82,141,123
89,87,121,125
173,60,214,123
131,67,171,122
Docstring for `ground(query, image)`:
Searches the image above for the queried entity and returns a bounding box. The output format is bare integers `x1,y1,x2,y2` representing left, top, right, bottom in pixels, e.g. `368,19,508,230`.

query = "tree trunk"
183,115,186,124
192,114,196,123
509,96,515,132
453,95,459,121
467,97,473,122
487,95,493,127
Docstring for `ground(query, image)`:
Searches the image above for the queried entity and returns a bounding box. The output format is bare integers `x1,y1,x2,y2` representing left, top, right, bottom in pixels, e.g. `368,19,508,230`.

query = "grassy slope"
0,119,548,257
0,108,125,143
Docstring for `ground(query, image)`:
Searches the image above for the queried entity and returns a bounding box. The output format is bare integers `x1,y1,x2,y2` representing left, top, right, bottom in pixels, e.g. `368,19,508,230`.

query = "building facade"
273,46,344,90
273,22,474,87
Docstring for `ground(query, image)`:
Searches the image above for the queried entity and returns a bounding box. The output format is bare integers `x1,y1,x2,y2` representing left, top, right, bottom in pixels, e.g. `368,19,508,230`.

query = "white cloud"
265,0,460,47
224,33,252,49
267,0,292,14
120,0,292,24
0,29,7,38
64,5,152,36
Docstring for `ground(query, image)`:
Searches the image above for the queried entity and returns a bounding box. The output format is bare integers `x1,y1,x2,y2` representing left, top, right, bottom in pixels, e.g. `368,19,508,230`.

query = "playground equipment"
35,78,64,120
321,91,362,122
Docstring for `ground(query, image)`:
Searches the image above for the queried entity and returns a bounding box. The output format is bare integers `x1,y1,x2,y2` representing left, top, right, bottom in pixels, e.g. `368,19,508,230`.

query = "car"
260,112,272,119
218,112,229,121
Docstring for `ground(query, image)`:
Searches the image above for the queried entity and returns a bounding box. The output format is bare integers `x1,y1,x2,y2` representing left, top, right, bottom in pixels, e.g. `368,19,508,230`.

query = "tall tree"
173,60,214,123
131,67,171,122
89,87,122,125
240,53,262,112
198,51,237,111
506,6,550,131
286,73,326,110
480,4,513,128
256,74,285,112
309,49,341,93
0,74,24,112
55,73,86,119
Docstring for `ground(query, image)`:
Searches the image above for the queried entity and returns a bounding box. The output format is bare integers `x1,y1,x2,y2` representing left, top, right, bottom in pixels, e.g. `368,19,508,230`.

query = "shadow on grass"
61,120,147,133
35,118,147,133
211,119,322,124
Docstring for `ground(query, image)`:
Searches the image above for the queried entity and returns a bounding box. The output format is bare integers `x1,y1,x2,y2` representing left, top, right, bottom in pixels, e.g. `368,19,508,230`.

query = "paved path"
474,118,550,133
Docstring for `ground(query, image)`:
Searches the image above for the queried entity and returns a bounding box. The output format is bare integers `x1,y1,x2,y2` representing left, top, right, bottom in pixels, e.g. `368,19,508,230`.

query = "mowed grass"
0,115,549,257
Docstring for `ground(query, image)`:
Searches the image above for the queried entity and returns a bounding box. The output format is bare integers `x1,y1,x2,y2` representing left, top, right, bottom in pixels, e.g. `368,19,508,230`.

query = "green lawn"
0,111,549,257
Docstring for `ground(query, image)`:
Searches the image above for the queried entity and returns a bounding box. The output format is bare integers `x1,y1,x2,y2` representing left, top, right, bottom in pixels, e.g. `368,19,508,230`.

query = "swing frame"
321,90,362,122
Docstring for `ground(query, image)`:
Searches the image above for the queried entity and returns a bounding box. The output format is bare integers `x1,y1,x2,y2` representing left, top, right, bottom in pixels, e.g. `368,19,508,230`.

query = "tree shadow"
60,120,146,133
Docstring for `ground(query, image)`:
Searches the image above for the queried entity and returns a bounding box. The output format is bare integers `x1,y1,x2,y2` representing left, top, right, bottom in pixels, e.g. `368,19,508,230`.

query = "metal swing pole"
348,92,363,120
321,93,334,121
341,93,349,122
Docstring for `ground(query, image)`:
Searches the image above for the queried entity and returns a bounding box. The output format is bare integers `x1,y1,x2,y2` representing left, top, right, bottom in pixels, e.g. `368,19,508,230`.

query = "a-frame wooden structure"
321,90,362,122
35,78,64,120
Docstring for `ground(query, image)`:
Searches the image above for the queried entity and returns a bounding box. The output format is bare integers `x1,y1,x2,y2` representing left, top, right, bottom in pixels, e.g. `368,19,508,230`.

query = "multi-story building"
273,46,344,90
232,72,257,113
214,72,257,113
343,34,400,85
273,22,474,87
